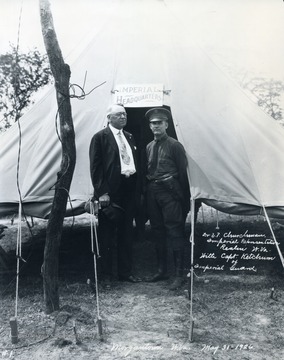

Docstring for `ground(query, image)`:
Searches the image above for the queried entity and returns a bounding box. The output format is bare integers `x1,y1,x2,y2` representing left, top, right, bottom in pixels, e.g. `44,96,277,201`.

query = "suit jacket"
89,126,138,199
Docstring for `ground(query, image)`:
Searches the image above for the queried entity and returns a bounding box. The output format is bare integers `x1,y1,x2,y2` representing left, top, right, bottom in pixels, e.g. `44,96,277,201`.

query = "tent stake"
9,317,18,344
97,318,103,340
188,317,194,342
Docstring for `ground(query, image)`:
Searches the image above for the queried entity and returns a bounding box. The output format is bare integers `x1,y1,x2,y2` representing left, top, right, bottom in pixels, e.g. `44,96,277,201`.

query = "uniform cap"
145,108,171,122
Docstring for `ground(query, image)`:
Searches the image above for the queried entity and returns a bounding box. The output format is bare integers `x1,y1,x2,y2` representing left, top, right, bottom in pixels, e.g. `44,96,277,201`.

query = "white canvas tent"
1,0,284,220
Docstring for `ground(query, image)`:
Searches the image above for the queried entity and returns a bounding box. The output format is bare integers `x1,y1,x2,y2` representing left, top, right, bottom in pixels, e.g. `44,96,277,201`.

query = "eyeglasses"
111,112,127,118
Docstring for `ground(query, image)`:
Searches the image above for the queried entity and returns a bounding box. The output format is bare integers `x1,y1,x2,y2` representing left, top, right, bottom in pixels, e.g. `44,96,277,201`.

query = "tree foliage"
243,77,284,123
0,44,52,131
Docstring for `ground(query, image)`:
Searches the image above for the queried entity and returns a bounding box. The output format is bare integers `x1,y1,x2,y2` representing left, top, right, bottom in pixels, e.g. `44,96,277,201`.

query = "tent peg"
97,317,103,341
9,317,18,344
188,317,194,342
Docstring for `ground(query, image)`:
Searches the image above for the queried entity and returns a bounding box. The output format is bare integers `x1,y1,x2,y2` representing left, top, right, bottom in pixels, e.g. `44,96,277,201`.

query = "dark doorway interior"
124,105,177,155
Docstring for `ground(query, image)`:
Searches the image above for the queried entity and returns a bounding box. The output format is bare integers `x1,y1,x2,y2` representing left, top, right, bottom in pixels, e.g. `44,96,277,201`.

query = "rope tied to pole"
89,200,103,339
10,202,24,344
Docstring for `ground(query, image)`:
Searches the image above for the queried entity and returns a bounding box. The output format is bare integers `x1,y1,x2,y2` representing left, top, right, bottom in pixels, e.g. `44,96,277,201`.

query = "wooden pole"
189,198,195,342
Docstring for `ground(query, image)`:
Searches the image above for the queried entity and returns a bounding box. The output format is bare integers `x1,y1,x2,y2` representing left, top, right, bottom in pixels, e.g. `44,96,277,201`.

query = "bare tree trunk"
39,0,76,314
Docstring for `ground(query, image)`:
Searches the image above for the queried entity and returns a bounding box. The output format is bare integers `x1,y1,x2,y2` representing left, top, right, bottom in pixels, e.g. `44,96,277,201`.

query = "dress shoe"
118,275,142,283
169,276,185,290
145,272,169,282
104,276,112,289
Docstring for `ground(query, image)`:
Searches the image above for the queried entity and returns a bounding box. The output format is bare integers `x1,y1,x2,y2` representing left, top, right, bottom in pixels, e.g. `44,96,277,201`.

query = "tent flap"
1,1,284,218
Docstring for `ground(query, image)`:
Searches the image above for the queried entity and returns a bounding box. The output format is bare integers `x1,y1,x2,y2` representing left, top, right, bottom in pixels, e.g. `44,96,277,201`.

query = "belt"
150,175,173,184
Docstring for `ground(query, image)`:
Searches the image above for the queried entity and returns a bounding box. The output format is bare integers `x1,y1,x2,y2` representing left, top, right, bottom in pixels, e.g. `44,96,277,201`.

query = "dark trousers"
147,181,186,251
98,174,136,278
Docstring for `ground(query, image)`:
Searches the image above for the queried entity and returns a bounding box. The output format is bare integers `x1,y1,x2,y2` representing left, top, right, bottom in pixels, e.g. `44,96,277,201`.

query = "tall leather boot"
146,243,168,282
169,249,184,290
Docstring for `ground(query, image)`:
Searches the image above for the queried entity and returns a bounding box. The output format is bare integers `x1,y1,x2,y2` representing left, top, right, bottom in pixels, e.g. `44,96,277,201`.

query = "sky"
0,0,283,81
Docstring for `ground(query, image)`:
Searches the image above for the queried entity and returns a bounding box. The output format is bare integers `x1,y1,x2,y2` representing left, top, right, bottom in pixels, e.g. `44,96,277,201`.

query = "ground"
0,206,284,360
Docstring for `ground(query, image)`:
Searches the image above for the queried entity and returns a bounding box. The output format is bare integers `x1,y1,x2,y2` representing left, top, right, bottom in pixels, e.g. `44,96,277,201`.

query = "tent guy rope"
9,0,24,345
89,200,103,340
262,206,284,269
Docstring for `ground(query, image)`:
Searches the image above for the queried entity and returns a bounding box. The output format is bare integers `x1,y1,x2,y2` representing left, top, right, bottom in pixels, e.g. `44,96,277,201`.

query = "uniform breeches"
146,181,186,250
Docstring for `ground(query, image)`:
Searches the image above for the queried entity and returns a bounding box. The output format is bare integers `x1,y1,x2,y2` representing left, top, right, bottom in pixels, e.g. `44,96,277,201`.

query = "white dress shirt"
109,124,136,176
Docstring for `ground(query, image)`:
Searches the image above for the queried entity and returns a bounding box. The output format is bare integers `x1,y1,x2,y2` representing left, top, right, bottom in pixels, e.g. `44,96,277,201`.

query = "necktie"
117,131,131,165
148,140,159,176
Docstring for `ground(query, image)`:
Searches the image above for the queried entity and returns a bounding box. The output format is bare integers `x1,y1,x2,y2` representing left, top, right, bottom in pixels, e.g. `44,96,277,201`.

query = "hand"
99,194,110,208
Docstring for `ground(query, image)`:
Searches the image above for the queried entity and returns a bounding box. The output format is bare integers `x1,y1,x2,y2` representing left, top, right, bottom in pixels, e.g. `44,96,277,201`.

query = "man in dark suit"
89,104,141,284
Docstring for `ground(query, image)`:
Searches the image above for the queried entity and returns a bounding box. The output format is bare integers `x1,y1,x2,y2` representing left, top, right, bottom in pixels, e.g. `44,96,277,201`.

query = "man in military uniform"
145,107,190,290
